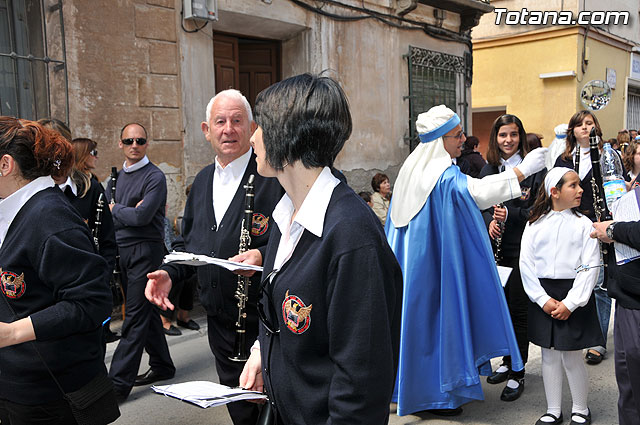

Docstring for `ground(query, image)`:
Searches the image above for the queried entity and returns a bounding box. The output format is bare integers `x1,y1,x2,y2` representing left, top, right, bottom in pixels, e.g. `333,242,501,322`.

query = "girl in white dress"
520,167,603,425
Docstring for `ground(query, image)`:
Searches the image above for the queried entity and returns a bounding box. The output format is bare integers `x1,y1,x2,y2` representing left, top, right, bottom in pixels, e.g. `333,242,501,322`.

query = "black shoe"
500,378,524,402
585,350,603,365
535,413,563,425
570,409,591,425
177,319,200,331
487,368,510,384
134,369,175,386
163,325,182,336
425,407,463,416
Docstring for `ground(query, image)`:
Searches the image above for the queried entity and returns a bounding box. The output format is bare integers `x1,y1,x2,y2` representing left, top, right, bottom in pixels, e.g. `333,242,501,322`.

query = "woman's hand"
493,205,507,222
489,220,501,240
542,298,559,315
239,348,264,402
229,249,262,277
551,302,571,320
145,270,174,311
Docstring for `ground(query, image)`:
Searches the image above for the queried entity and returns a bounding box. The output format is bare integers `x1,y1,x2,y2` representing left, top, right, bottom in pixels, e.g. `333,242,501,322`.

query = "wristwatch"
606,222,616,240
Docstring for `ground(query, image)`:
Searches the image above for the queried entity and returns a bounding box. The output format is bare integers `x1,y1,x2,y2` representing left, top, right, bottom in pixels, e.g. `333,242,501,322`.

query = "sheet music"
497,265,513,288
152,381,267,409
610,187,640,265
163,252,263,272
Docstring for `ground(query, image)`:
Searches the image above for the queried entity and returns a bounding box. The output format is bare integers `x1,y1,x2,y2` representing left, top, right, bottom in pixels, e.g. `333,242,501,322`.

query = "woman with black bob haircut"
238,73,403,425
0,117,119,424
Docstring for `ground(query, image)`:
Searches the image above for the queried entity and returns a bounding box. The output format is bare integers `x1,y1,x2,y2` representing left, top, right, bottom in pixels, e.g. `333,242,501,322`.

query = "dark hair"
120,122,148,140
38,118,72,141
462,135,479,154
528,170,581,223
371,173,389,192
71,137,98,197
526,133,543,149
623,140,639,172
358,191,371,203
487,114,529,166
253,73,352,171
0,116,73,181
562,110,602,161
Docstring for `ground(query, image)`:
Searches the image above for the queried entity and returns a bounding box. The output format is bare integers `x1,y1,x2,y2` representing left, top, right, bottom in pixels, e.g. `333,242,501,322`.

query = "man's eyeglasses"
443,131,465,141
89,149,98,157
121,137,147,146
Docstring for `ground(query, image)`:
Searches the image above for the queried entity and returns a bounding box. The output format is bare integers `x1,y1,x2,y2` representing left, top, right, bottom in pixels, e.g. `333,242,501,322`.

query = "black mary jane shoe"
535,413,563,425
487,367,510,384
500,378,524,402
570,409,591,425
163,325,182,336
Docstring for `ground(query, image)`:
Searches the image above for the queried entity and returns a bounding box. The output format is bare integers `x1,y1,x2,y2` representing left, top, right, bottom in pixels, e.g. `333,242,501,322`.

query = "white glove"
517,147,548,178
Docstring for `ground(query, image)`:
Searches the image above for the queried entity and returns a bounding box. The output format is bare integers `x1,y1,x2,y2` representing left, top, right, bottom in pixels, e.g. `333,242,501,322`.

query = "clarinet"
229,174,256,362
109,167,125,309
589,127,611,286
494,203,505,264
93,193,105,251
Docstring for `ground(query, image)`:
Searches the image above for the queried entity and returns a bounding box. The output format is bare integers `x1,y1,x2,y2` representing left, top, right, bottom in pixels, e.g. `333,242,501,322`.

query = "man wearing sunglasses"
107,123,175,402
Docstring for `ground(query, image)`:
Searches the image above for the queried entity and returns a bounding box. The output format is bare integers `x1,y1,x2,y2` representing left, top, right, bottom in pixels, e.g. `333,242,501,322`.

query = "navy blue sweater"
0,188,112,403
259,182,403,425
608,221,640,309
106,162,166,247
161,154,283,326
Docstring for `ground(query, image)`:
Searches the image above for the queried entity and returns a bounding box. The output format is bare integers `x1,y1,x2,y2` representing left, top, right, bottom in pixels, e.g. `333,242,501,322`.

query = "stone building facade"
1,0,492,220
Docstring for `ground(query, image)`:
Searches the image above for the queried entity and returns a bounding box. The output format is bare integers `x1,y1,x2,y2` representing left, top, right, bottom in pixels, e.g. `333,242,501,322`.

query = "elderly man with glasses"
106,122,175,402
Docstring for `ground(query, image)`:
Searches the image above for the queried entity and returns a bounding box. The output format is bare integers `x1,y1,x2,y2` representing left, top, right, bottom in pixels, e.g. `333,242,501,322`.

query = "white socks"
496,364,509,374
506,379,520,389
541,348,590,419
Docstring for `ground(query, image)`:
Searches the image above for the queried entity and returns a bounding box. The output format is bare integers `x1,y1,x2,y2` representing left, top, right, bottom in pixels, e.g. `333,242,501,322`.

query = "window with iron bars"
404,46,470,151
0,0,68,122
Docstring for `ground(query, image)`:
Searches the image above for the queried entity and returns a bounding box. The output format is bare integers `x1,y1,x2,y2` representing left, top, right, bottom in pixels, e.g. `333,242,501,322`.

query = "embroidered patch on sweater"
282,290,312,334
0,268,26,299
251,213,269,236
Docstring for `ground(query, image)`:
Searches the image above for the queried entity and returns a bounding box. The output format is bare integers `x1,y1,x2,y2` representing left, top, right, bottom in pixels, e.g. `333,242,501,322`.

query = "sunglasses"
121,137,147,145
89,149,98,157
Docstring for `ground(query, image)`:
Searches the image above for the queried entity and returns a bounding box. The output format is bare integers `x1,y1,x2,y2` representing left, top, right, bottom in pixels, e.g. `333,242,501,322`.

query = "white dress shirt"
576,146,591,181
519,209,600,312
57,176,78,196
272,166,340,271
212,148,252,223
500,152,522,171
122,155,150,173
0,176,55,248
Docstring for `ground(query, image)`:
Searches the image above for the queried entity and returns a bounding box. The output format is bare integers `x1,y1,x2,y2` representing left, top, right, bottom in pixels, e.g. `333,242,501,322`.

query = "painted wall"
473,27,631,146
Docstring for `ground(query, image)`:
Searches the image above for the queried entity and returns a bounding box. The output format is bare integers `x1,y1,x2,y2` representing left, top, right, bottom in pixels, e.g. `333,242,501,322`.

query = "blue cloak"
385,166,523,415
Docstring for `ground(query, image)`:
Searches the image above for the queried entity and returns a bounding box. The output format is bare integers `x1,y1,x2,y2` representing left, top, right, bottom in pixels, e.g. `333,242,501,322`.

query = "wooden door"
213,34,239,92
239,41,280,106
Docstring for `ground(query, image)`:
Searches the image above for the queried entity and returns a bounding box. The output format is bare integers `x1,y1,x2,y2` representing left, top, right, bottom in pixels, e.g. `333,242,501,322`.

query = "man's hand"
136,199,144,208
229,249,263,277
591,220,614,243
239,348,264,401
145,270,174,311
551,302,571,320
542,298,559,315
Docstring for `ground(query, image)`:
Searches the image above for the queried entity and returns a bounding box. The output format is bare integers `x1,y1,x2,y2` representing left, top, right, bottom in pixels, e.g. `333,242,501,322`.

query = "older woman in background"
371,172,391,225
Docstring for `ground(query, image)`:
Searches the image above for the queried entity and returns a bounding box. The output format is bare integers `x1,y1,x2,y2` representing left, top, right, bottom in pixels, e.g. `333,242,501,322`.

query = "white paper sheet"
610,187,640,265
152,381,267,409
163,251,263,272
497,265,513,288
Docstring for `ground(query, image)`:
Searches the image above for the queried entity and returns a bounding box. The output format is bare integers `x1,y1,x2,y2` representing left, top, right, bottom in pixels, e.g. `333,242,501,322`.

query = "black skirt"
528,278,604,350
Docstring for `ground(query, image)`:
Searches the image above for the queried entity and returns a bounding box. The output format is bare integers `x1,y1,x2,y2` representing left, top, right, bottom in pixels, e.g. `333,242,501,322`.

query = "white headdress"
389,105,459,227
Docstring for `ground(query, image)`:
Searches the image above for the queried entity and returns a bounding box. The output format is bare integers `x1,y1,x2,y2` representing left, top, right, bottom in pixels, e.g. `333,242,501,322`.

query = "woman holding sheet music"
235,74,403,424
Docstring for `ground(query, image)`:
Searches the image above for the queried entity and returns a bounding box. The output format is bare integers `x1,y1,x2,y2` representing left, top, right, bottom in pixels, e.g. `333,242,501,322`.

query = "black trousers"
614,305,640,425
498,257,529,379
207,315,260,425
0,398,76,425
109,241,175,395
